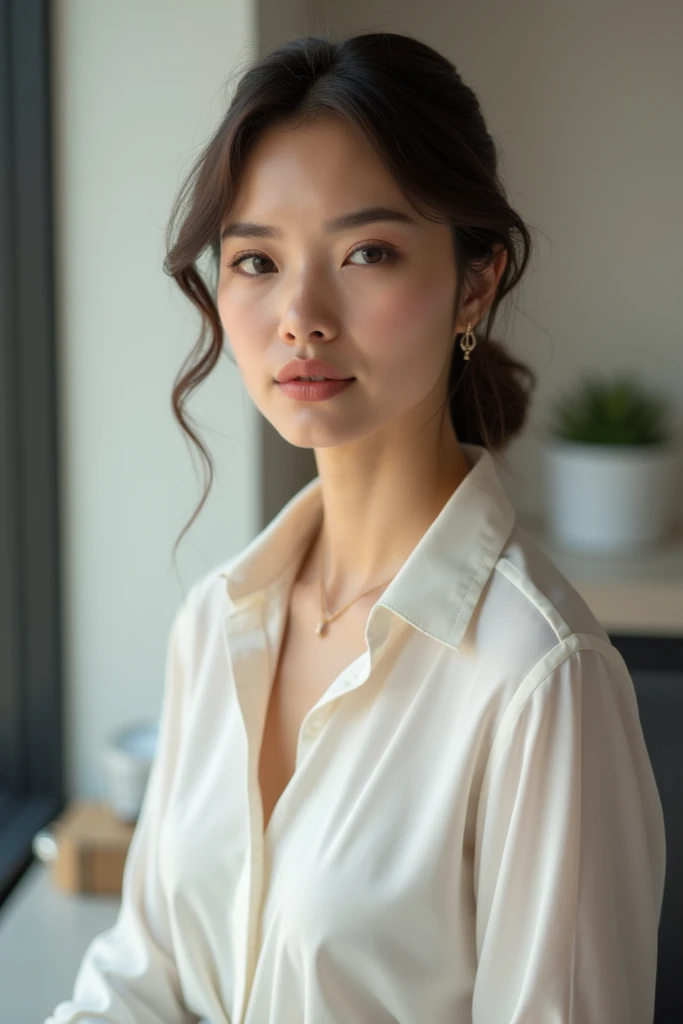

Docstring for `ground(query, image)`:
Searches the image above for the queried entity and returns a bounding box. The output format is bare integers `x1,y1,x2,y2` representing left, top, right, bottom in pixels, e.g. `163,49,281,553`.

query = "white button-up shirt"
46,442,666,1024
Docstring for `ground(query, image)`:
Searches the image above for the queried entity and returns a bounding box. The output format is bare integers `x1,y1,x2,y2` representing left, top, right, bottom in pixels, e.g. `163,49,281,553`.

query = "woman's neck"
297,433,472,610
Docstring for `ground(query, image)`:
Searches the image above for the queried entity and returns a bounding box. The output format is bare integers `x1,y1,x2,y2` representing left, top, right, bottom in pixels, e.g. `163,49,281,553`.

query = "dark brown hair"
163,31,538,563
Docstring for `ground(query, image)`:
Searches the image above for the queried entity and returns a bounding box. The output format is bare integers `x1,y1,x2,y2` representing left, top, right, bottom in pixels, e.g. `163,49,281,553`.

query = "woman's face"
216,115,466,451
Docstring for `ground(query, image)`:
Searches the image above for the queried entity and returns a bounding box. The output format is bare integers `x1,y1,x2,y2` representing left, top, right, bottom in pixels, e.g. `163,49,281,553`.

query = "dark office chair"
630,669,683,1024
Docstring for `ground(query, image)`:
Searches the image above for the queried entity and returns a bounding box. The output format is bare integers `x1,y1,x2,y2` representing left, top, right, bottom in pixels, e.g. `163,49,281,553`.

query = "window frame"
0,0,64,907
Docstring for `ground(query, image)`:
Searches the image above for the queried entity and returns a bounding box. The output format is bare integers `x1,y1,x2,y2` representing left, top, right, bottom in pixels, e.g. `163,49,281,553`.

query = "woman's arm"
472,642,666,1023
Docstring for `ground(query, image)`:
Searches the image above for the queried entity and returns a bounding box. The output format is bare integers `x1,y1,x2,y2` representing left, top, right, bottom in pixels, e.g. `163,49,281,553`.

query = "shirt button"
306,719,322,736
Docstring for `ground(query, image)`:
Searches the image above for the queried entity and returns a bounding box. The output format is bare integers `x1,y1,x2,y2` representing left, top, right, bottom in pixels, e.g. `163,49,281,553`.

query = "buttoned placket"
220,579,394,1023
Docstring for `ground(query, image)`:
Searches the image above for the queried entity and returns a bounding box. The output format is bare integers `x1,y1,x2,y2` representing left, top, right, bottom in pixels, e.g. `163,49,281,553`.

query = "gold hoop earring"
460,322,478,361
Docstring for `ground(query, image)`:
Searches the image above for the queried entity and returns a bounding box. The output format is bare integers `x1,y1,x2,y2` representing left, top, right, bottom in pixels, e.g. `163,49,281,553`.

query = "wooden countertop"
518,515,683,636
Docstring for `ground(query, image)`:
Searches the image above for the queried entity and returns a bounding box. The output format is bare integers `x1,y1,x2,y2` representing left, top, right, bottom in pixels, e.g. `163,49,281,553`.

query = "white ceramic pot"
101,720,159,822
541,437,681,553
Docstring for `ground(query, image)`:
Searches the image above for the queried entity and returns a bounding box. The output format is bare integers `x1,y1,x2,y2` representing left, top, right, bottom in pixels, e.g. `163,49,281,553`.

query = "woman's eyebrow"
220,206,416,242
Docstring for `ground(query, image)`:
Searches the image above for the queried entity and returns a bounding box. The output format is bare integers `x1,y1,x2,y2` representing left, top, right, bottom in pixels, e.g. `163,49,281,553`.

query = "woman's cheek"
354,283,442,356
218,299,266,371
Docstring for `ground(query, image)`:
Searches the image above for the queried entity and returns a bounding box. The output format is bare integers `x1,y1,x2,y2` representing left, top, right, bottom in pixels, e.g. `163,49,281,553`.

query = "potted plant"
541,372,680,552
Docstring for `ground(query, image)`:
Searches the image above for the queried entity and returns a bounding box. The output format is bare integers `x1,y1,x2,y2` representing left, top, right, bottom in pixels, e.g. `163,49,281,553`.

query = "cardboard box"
49,800,136,895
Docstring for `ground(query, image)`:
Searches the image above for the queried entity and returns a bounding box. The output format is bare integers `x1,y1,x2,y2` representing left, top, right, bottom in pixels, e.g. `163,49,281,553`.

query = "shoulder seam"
494,556,574,643
481,634,634,795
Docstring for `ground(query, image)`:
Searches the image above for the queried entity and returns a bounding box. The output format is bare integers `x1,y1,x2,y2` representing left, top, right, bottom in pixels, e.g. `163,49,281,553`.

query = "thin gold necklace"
315,533,395,637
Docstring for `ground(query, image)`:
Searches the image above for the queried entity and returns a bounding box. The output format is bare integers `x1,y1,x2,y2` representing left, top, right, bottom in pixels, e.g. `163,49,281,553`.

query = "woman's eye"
226,252,275,276
225,242,401,276
346,243,401,266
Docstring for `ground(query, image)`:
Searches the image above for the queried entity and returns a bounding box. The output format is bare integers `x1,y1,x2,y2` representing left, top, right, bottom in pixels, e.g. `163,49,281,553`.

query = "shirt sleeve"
472,642,666,1024
44,586,201,1024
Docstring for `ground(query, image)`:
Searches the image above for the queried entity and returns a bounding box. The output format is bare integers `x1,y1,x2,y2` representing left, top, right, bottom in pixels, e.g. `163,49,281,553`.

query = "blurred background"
0,0,681,1020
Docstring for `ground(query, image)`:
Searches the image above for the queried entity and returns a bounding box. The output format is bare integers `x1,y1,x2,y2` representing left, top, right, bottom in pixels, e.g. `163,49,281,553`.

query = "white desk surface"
0,859,120,1024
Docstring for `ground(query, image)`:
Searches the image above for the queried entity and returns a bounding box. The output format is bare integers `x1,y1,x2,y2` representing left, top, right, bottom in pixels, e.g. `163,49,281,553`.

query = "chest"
257,589,370,836
167,604,478,1024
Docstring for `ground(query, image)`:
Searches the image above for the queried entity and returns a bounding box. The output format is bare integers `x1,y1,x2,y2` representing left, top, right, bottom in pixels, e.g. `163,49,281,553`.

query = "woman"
47,31,665,1024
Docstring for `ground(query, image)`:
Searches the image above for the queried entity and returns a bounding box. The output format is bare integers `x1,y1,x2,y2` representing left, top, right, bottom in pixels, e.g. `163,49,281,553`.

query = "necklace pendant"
315,620,327,636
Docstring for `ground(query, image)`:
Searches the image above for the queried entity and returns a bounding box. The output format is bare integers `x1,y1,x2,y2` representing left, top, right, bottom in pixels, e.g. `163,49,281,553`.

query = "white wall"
51,1,259,798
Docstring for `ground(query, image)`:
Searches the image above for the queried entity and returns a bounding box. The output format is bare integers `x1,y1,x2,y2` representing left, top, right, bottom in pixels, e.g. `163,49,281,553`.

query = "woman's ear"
455,245,508,337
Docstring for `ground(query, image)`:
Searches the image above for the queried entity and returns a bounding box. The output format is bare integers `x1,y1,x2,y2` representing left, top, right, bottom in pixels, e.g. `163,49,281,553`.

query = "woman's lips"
276,378,356,401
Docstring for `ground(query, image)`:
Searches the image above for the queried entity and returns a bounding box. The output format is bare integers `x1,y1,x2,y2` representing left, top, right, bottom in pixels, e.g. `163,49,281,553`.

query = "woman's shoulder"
467,519,625,710
491,520,611,646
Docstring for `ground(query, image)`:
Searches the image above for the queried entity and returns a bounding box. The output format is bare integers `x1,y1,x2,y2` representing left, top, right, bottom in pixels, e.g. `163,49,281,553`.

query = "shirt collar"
217,442,516,651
